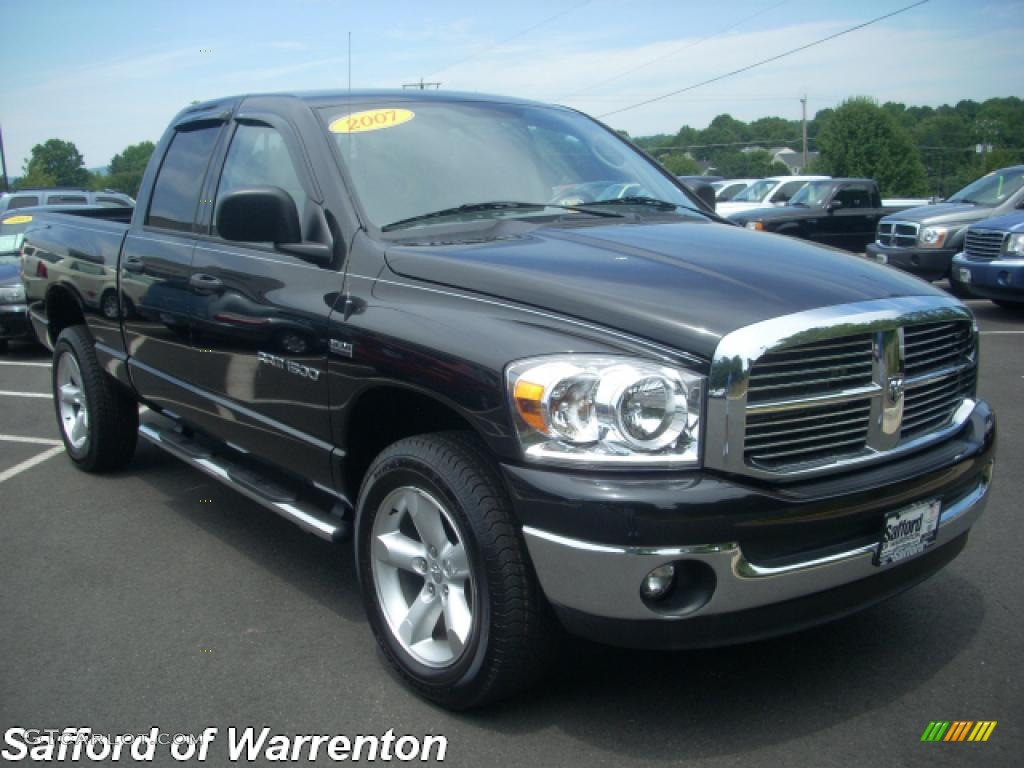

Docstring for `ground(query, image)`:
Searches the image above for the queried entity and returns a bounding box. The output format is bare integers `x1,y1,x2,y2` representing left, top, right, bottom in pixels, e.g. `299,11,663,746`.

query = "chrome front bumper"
523,462,992,623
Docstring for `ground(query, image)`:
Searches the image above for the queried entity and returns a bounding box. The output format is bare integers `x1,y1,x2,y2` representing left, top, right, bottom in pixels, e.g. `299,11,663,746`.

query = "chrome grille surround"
876,220,920,248
964,228,1005,261
706,296,977,480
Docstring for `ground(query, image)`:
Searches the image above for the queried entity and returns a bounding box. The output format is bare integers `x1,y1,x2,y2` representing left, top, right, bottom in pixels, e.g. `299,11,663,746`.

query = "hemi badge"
330,339,354,358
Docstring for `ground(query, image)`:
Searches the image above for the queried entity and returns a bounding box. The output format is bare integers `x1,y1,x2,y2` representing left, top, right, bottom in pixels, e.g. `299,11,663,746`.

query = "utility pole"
402,78,441,90
800,95,808,171
0,124,9,192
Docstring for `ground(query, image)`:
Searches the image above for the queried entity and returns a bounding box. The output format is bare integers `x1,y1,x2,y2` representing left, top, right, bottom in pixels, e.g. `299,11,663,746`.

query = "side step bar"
139,421,350,543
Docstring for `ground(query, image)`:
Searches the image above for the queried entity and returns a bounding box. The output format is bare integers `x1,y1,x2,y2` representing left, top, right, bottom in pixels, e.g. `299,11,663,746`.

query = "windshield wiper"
579,196,682,211
381,201,622,232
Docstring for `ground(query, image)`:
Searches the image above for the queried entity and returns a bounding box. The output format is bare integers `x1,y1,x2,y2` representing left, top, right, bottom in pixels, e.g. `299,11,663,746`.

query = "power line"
559,0,791,100
597,0,931,119
423,1,591,80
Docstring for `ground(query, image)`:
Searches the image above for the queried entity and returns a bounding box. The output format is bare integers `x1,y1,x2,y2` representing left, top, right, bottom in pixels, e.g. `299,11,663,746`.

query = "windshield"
320,101,700,230
948,168,1024,206
730,179,776,203
788,181,834,207
0,214,32,257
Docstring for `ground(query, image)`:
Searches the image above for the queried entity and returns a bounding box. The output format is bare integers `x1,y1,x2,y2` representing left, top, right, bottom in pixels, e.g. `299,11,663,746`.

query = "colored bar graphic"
921,721,996,742
921,721,950,741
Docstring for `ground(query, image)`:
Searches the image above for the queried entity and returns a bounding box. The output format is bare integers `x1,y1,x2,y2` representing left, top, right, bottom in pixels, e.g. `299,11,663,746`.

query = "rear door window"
45,195,88,204
146,126,221,232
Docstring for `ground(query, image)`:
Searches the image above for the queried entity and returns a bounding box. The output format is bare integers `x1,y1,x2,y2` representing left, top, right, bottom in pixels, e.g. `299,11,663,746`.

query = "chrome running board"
138,419,349,542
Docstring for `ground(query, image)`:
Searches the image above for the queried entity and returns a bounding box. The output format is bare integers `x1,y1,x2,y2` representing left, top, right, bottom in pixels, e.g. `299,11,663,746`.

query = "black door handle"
122,258,144,273
189,273,224,293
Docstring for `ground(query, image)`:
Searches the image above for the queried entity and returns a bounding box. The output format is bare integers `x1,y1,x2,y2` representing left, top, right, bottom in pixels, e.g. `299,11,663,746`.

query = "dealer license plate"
875,253,888,264
958,267,972,284
875,499,941,566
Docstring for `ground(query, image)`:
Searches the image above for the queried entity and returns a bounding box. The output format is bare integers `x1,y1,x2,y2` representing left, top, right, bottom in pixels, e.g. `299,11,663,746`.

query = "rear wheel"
52,326,138,472
356,432,555,710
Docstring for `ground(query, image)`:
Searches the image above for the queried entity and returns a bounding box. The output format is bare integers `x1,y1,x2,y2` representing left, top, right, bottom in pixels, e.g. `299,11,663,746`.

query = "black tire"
0,339,8,354
356,431,555,710
946,278,973,299
992,299,1024,311
52,325,138,472
100,289,120,320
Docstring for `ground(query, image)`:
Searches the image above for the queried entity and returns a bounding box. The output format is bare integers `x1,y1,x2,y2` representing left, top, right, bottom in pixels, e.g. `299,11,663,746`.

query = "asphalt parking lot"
1,295,1020,768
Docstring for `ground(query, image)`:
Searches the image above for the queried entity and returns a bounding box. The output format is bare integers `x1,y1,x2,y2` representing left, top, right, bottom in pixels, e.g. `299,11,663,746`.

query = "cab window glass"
8,196,39,209
214,124,307,238
146,125,221,232
835,185,871,208
46,195,87,204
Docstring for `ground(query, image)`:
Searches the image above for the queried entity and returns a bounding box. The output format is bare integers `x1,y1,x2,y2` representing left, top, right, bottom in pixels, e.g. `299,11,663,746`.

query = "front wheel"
356,432,555,709
946,277,973,299
52,326,138,472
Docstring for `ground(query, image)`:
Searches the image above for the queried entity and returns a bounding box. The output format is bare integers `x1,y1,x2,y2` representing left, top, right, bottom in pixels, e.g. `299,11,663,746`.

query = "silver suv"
0,188,134,214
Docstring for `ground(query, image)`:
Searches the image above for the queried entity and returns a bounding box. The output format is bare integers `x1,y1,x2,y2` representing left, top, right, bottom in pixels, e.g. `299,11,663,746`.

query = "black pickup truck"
22,91,996,710
727,178,910,252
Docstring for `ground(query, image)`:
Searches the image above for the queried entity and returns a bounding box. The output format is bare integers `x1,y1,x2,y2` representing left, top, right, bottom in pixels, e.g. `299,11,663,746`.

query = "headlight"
918,226,950,248
0,283,26,304
745,221,764,231
506,355,703,466
1004,233,1024,257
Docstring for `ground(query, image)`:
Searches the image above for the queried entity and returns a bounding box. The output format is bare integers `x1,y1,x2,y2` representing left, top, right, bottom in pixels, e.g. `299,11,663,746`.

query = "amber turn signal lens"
513,380,547,433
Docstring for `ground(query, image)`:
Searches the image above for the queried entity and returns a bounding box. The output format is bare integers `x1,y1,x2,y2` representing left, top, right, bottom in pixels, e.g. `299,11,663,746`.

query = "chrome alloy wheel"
56,352,89,451
371,486,475,668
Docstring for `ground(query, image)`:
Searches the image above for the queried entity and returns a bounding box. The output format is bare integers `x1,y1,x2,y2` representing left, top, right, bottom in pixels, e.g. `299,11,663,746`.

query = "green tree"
661,153,701,176
815,98,928,196
21,139,90,188
101,141,156,197
715,149,790,178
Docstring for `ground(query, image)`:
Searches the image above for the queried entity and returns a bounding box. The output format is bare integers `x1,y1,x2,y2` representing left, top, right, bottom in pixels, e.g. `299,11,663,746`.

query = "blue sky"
2,0,1021,171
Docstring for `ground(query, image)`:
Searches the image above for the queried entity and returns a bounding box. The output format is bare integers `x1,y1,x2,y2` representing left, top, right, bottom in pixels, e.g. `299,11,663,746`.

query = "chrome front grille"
746,334,874,404
964,228,1005,261
706,297,978,480
876,220,919,248
745,399,871,467
902,321,977,438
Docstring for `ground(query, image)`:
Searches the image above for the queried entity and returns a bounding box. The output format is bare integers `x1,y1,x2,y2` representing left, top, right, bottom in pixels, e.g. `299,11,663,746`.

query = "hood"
0,261,20,285
968,211,1024,233
727,204,818,223
882,201,995,227
384,218,945,360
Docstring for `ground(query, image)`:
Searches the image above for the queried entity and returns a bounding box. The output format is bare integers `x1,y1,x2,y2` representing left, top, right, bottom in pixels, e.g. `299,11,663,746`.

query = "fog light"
641,564,676,600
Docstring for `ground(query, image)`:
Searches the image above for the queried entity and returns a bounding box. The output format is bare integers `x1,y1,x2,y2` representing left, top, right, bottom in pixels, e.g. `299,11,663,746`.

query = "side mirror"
827,199,844,212
216,186,302,244
216,186,333,267
684,180,716,212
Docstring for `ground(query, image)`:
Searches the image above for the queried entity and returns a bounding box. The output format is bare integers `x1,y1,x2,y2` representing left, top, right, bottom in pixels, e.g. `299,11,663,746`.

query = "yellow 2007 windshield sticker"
3,215,32,225
329,108,415,134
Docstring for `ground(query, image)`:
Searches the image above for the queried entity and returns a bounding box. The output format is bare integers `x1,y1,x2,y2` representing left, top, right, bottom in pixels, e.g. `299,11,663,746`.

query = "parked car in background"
0,212,33,351
712,178,756,202
0,188,134,214
866,165,1024,292
728,178,925,253
951,212,1024,309
716,175,829,216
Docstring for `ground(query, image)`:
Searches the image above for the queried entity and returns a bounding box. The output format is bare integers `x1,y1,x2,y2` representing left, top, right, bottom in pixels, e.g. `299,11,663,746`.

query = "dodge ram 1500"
21,91,996,709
